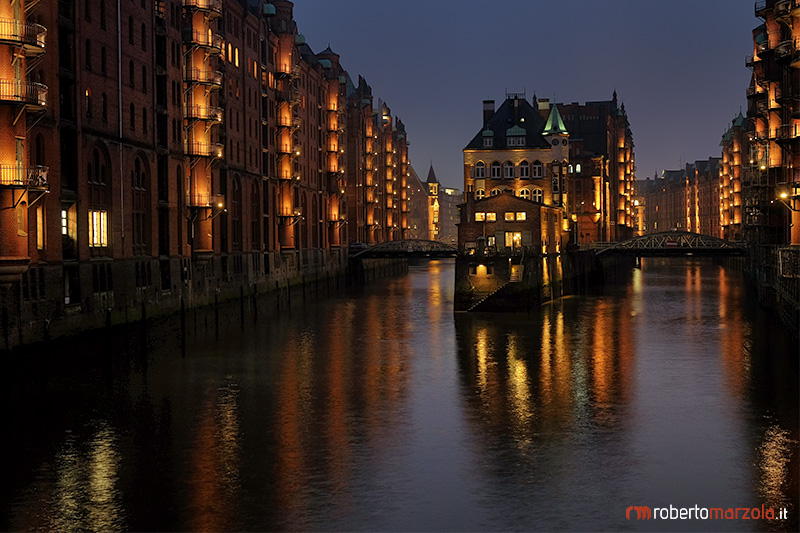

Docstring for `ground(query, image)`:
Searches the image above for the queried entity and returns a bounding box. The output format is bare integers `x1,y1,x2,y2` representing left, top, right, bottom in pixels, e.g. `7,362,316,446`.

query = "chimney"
483,100,494,126
538,97,550,120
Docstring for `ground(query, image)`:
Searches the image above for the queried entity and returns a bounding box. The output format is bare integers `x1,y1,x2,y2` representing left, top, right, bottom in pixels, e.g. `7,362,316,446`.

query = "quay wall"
454,250,634,312
0,250,406,350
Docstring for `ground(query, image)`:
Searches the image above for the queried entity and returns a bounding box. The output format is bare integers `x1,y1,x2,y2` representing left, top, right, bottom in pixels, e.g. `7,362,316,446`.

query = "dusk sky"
293,1,755,190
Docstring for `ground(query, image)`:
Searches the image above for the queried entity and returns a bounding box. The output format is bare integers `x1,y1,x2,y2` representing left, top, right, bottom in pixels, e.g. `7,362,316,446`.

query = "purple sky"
292,0,755,189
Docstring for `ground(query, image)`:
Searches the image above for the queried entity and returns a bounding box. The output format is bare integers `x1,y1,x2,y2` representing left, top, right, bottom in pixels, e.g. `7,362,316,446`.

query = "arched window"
129,60,135,88
85,40,92,70
503,161,514,179
85,87,92,117
141,66,147,93
532,188,543,203
490,161,501,178
100,0,106,29
101,93,107,122
519,161,530,179
475,188,485,199
576,163,582,173
491,188,502,196
568,164,574,174
141,23,147,50
475,161,485,179
142,108,148,132
100,47,106,75
519,188,530,200
532,161,543,178
552,177,560,193
128,16,134,44
129,103,135,130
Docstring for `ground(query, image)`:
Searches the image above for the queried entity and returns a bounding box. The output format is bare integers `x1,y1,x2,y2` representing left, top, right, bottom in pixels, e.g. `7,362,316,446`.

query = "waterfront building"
0,0,411,348
745,0,799,246
560,93,636,242
641,160,723,238
720,112,747,241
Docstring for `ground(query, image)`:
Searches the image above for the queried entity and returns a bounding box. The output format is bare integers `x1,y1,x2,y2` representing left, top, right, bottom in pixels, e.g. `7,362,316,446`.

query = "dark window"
99,0,105,28
141,66,147,93
85,40,91,70
128,16,134,44
130,103,135,130
100,47,106,75
141,23,146,50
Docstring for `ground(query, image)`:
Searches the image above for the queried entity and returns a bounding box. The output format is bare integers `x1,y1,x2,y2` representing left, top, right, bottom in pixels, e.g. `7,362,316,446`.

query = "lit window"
516,212,527,221
88,210,108,247
486,212,497,222
475,212,486,221
532,188,543,203
505,212,515,221
475,188,485,199
576,163,581,173
61,209,68,235
235,47,239,68
519,188,530,200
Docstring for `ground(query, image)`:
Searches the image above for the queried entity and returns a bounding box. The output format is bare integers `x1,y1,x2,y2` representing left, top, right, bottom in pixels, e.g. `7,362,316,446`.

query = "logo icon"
626,506,652,520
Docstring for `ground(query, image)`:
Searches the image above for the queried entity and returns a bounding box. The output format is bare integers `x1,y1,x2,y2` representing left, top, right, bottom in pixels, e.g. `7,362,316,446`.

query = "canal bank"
0,252,406,351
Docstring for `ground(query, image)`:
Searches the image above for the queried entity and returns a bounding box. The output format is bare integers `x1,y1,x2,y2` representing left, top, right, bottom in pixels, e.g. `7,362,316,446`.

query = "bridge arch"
596,231,746,256
352,239,458,258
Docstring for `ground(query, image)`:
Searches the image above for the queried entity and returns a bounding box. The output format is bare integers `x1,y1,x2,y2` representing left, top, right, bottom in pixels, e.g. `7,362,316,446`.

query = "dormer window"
507,136,525,146
482,129,494,148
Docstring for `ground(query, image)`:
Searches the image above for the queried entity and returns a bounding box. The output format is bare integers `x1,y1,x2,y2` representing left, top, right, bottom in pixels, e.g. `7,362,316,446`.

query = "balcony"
0,165,48,188
278,144,300,156
776,123,799,142
275,64,300,79
0,19,46,54
0,80,46,108
186,193,224,208
184,140,224,158
184,104,223,122
181,0,222,16
184,67,222,87
277,116,301,129
182,29,223,53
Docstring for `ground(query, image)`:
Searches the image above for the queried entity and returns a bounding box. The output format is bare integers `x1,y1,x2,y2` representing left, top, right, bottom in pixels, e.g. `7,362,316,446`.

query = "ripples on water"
1,258,797,531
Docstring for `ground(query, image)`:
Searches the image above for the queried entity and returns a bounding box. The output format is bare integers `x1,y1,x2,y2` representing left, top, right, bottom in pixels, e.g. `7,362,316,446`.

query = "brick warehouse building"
0,0,410,347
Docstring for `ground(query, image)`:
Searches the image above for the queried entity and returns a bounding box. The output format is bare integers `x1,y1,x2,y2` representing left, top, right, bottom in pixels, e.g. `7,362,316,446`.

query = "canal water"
1,258,798,531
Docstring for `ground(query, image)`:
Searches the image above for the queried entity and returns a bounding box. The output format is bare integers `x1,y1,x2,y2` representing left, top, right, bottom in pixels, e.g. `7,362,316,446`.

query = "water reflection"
2,258,797,531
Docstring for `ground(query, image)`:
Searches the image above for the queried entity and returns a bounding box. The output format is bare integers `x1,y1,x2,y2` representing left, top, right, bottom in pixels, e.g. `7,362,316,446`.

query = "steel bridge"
595,231,746,257
352,239,458,258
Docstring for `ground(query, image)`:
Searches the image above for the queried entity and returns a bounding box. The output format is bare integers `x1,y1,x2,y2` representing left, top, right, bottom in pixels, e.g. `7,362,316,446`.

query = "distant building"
424,165,460,245
439,187,461,246
406,165,429,240
720,112,746,242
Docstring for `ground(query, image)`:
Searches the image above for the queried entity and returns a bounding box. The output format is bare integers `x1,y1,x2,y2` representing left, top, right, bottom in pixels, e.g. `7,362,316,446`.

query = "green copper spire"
543,104,568,135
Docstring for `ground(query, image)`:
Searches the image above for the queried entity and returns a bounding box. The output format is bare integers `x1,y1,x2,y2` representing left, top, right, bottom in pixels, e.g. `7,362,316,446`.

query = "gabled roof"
464,97,550,150
543,104,568,135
